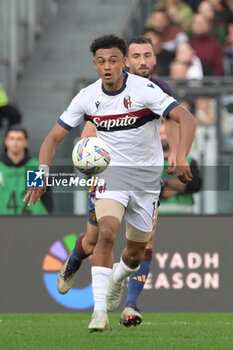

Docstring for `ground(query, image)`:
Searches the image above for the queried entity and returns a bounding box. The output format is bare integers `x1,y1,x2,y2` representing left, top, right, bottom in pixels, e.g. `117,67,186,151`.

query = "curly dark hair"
90,34,127,56
127,36,154,49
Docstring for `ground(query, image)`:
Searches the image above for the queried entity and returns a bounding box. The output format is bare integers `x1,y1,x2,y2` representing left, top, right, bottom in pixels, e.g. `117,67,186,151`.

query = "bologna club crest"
123,95,132,109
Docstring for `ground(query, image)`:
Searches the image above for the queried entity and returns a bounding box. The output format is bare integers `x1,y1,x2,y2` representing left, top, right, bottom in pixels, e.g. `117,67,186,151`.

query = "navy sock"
68,234,90,271
125,249,153,308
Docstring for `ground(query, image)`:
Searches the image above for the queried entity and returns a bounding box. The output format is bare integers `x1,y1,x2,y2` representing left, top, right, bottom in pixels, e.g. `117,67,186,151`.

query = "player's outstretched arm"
24,124,69,206
168,105,197,183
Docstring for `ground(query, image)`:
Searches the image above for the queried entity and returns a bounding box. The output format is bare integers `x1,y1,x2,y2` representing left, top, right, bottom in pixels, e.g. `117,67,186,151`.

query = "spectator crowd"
144,0,233,77
142,0,233,137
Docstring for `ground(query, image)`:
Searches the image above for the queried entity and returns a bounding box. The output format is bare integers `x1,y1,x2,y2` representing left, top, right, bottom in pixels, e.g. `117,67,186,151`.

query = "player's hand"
176,157,193,184
166,152,177,175
23,184,47,206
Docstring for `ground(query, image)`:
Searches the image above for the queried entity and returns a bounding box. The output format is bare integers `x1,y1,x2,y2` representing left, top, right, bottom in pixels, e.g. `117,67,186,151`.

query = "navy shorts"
88,186,98,226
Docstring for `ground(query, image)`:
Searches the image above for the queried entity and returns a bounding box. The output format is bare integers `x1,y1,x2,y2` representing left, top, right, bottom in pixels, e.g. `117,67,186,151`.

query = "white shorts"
95,189,160,232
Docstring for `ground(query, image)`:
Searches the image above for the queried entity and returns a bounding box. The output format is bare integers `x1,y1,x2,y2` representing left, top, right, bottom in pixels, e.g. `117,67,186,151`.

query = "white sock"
91,266,112,312
113,258,139,283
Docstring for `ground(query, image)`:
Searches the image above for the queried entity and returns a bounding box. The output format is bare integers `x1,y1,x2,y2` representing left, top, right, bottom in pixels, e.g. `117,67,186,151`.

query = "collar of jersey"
101,71,128,96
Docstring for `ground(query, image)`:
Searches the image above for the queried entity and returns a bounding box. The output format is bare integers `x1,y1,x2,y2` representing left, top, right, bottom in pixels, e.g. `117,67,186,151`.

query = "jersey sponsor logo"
95,101,100,109
147,83,154,88
84,108,160,132
93,115,138,130
27,169,44,187
123,95,132,109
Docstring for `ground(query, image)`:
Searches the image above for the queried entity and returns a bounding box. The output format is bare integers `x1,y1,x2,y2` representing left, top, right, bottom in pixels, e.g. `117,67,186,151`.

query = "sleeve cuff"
57,118,73,131
163,101,179,118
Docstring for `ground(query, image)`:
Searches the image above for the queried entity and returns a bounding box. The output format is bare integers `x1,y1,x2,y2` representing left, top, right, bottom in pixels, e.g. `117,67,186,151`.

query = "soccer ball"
72,137,111,175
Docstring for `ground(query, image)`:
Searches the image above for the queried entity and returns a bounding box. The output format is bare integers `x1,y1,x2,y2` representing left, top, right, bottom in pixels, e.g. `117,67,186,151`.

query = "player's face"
126,43,156,78
5,131,27,155
94,47,126,91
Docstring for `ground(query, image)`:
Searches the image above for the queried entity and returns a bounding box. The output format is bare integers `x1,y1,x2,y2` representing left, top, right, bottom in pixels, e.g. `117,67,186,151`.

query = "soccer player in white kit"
56,36,179,329
24,34,197,332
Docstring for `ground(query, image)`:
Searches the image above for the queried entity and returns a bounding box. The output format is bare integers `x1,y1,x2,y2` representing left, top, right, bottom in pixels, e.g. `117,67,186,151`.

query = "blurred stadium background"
0,0,233,328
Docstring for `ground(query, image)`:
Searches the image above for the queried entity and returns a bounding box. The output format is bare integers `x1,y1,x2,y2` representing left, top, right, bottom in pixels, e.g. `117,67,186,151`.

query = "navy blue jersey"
150,77,172,97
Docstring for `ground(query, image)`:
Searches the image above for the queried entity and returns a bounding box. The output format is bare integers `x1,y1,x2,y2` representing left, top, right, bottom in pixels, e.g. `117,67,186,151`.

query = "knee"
98,225,116,250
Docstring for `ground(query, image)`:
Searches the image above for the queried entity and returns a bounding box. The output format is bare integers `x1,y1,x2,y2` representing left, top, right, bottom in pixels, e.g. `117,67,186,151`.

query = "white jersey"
59,72,178,171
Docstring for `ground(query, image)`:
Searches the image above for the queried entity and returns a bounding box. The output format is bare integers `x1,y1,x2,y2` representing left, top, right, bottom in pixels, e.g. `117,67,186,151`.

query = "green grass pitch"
0,313,233,350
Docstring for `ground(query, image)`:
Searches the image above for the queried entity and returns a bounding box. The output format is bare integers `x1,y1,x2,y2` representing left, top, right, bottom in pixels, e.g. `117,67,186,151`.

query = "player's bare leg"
57,222,99,294
120,209,158,327
82,222,99,254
